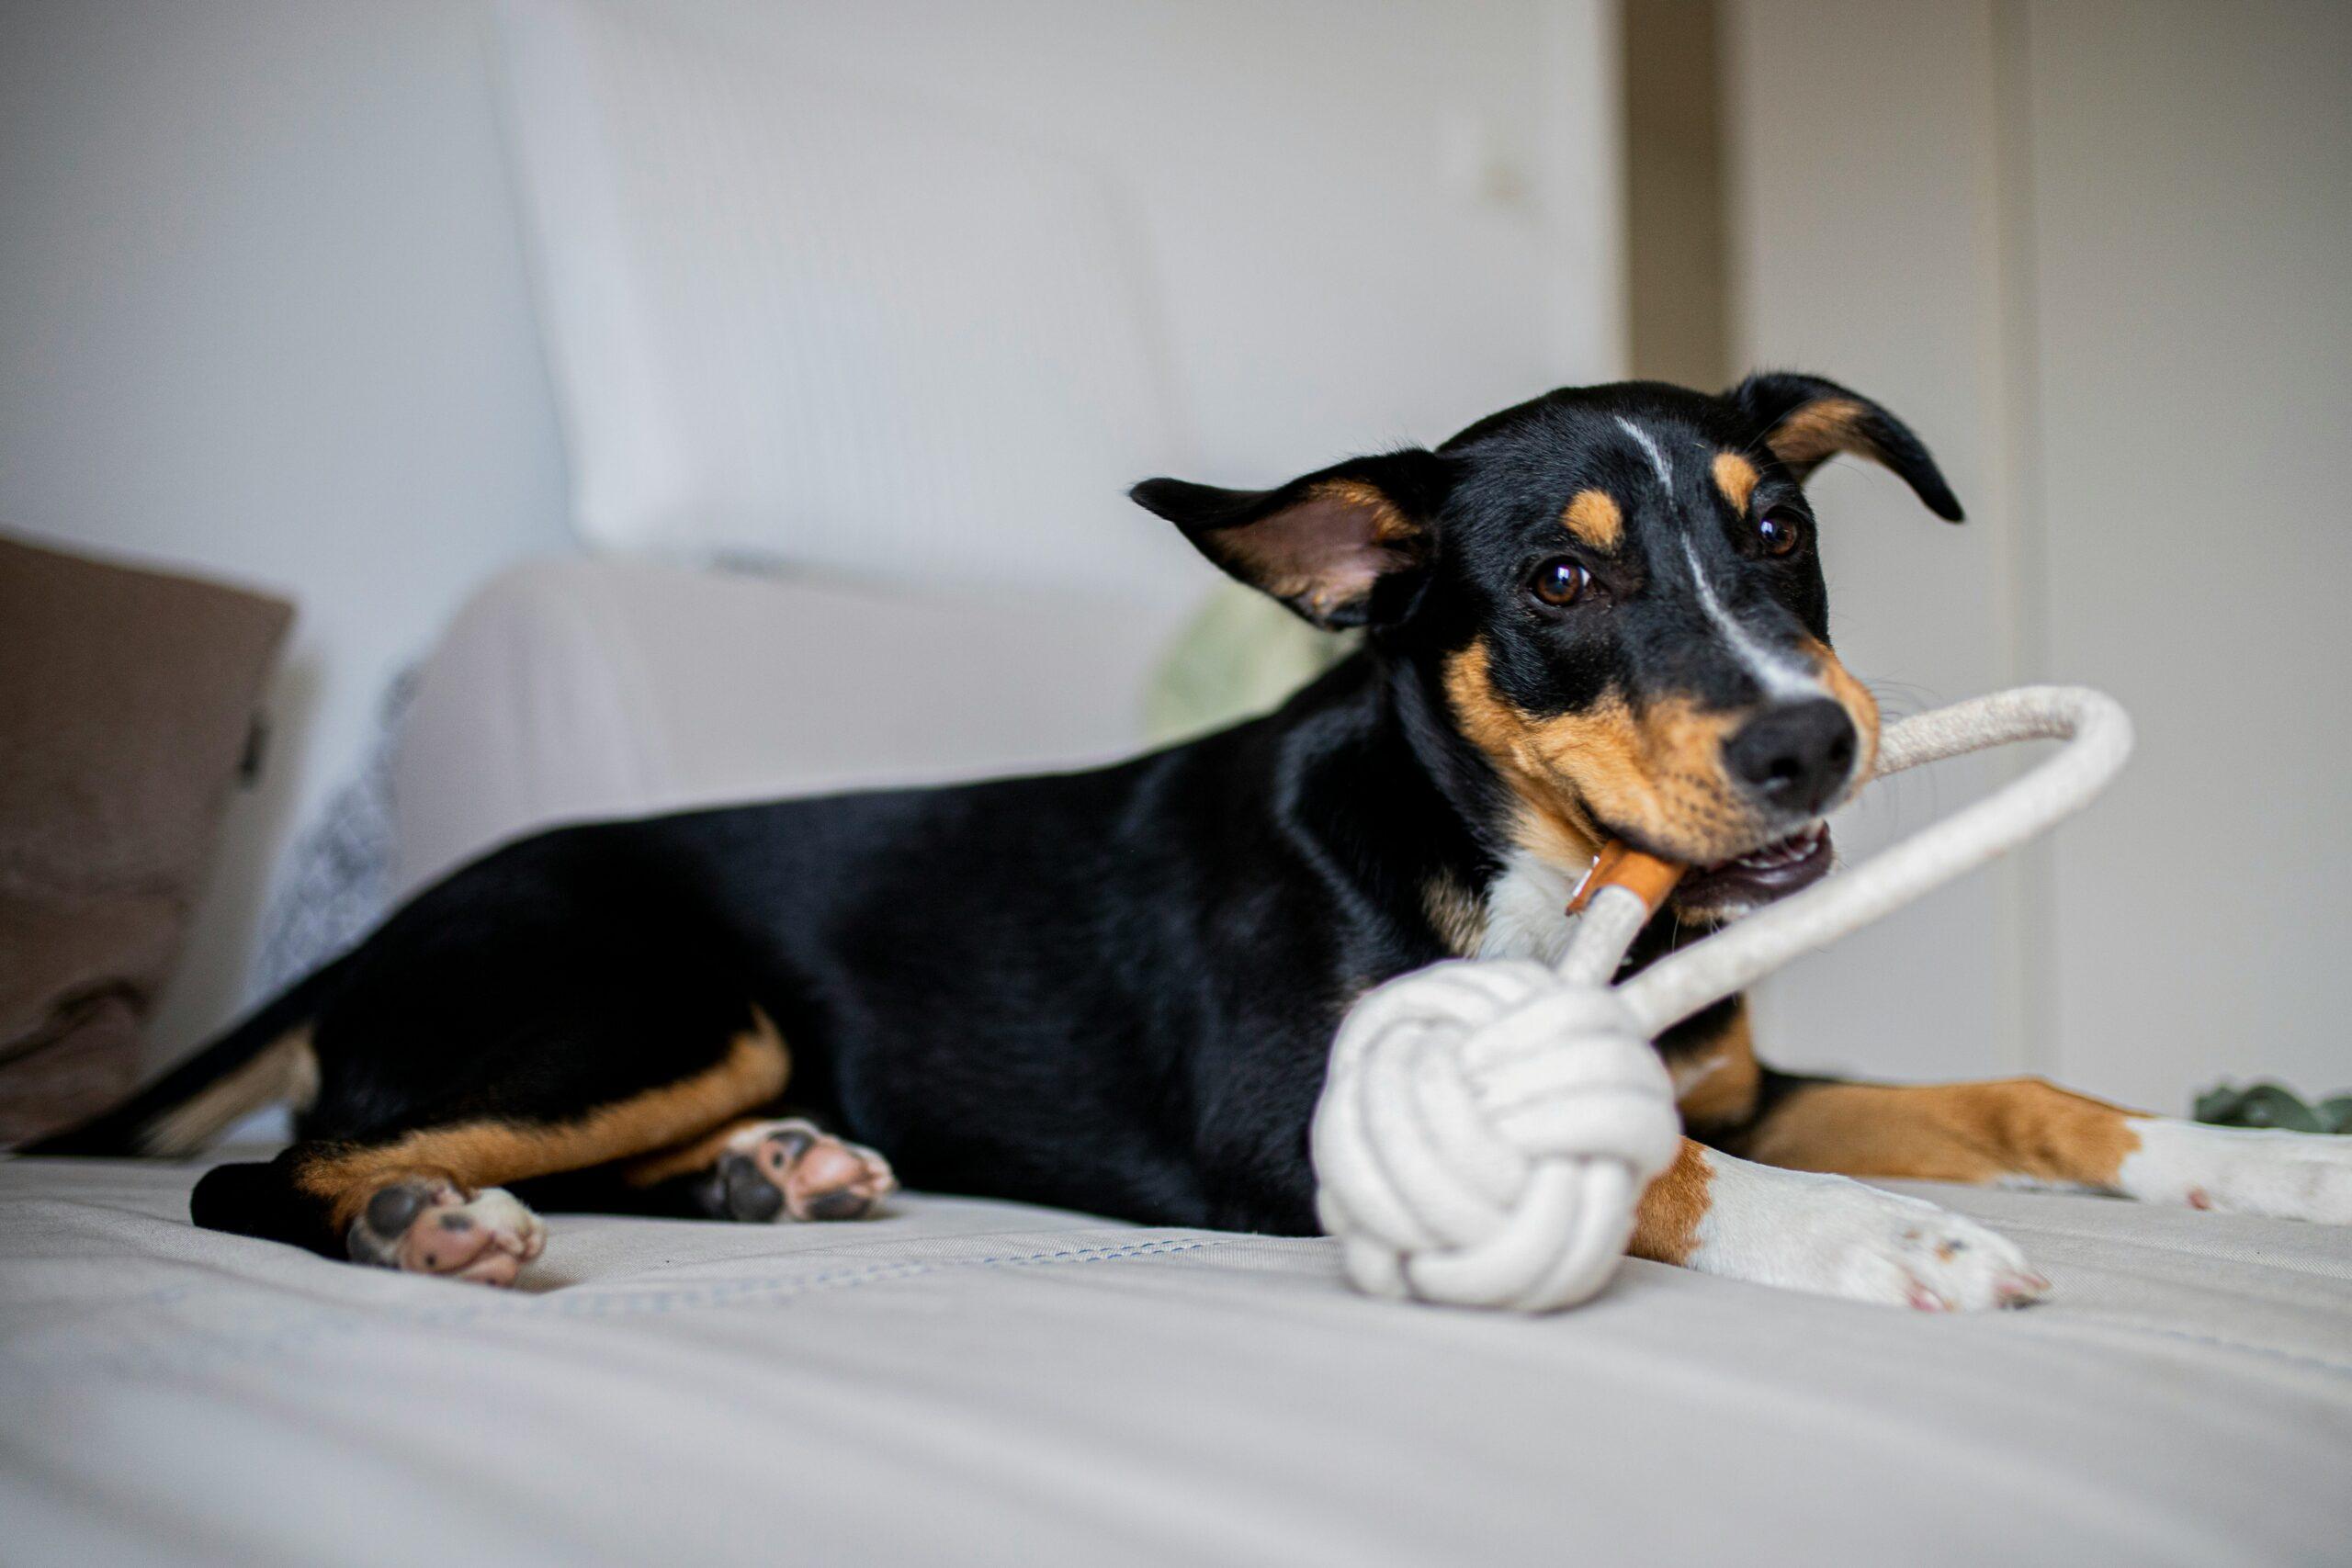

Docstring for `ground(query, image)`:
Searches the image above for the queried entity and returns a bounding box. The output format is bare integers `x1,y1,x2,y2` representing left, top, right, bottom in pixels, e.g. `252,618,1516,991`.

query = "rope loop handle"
1310,685,2133,1313
1613,685,2134,1033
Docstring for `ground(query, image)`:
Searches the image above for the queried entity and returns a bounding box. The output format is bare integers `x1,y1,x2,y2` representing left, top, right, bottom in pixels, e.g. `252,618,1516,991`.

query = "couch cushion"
391,558,1190,891
0,535,291,1145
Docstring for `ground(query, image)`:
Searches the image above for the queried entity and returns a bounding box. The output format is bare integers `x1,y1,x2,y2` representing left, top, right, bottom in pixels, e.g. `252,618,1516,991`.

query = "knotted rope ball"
1310,686,2135,1315
1310,957,1683,1314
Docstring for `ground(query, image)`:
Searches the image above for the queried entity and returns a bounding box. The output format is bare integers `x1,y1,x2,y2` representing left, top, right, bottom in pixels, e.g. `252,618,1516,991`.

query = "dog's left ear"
1727,371,1965,522
1129,449,1453,629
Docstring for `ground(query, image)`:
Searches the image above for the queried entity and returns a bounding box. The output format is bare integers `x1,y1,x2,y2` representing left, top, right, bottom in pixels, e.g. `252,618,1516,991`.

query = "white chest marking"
1475,851,1580,964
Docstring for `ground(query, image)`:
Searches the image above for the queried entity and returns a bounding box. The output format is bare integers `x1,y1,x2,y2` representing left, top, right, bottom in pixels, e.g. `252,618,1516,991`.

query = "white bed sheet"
4,1153,2348,1566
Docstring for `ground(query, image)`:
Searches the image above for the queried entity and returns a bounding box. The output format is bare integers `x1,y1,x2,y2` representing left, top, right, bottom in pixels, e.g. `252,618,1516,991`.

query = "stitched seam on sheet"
17,1227,2348,1384
1987,1314,2352,1380
549,1237,1239,1316
0,1235,1258,1383
1977,1216,2352,1284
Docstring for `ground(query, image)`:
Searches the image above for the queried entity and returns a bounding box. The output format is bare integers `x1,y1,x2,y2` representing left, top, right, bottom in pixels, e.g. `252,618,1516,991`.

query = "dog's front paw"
1694,1160,2049,1312
2119,1120,2352,1224
345,1179,547,1286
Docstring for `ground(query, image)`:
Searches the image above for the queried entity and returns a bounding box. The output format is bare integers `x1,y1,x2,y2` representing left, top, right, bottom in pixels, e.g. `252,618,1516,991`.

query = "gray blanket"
4,1154,2347,1565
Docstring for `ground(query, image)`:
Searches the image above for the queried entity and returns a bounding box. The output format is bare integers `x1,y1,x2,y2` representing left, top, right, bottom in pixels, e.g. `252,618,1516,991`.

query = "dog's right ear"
1129,449,1453,630
1726,371,1965,522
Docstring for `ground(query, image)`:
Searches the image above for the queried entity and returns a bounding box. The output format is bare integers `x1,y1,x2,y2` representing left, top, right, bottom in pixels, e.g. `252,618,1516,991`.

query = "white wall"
1725,0,2352,1111
1724,0,2024,1090
2024,0,2352,1112
0,0,575,1056
1,0,1623,1062
591,0,1622,488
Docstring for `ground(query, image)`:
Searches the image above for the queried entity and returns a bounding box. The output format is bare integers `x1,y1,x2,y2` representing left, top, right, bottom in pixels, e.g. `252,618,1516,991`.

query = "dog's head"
1131,374,1962,916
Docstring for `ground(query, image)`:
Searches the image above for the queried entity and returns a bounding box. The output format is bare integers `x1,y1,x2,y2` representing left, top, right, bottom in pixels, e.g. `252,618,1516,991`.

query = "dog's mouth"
1668,822,1834,914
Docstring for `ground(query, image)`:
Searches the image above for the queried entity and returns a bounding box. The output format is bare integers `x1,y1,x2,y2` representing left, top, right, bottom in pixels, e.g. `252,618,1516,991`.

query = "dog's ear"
1727,372,1964,522
1129,449,1453,629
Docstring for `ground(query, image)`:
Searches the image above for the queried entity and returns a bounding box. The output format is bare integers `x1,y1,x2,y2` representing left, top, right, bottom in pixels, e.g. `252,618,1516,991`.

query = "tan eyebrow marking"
1765,397,1875,470
1560,488,1623,549
1712,452,1759,511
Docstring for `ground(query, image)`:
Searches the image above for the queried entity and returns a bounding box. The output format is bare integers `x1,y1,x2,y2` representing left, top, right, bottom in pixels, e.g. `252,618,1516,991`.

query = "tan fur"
1710,451,1759,512
1559,488,1624,550
1739,1077,2146,1188
1222,478,1419,620
619,1116,773,1187
1799,634,1882,784
1629,1137,1713,1264
141,1028,318,1156
1317,477,1419,543
298,1010,791,1229
1510,803,1608,880
1442,641,1758,867
1762,396,1874,471
1420,870,1489,958
1670,1005,1761,1133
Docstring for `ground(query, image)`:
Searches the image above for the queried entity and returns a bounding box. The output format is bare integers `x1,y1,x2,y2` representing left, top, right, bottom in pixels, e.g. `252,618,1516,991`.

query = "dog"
35,373,2352,1303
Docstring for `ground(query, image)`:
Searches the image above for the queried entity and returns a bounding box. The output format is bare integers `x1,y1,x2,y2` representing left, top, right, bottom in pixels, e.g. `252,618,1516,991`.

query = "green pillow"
1144,581,1357,746
2193,1081,2352,1134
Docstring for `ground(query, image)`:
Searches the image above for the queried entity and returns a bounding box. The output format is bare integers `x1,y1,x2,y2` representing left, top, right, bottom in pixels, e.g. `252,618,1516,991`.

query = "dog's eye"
1755,507,1805,557
1530,558,1590,608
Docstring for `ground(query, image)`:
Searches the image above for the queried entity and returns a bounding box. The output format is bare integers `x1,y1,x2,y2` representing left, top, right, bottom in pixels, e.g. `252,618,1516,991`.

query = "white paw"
346,1179,548,1287
2118,1120,2352,1224
709,1119,897,1223
1693,1157,2049,1312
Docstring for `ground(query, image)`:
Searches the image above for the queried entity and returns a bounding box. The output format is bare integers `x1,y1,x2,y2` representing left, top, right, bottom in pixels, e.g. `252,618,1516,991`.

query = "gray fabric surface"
248,667,417,1006
4,1154,2347,1566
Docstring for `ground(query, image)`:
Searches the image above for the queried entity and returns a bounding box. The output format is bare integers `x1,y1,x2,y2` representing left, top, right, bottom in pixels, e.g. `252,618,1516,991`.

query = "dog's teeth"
1737,829,1825,871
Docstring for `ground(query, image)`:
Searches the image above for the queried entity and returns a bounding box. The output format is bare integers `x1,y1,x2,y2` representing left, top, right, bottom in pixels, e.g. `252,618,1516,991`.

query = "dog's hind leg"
1732,1071,2352,1224
521,1115,898,1224
191,1004,795,1286
192,1162,553,1287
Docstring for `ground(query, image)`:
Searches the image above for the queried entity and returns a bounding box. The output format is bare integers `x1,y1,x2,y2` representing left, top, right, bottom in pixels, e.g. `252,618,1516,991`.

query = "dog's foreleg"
1630,1137,2049,1311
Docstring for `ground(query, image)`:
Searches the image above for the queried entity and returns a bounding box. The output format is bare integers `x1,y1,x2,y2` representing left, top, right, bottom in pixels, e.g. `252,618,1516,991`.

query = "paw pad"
346,1179,547,1287
708,1120,897,1224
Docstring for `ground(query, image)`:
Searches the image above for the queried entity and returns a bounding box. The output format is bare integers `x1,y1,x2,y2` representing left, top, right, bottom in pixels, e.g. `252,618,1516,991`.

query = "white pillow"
492,0,1196,599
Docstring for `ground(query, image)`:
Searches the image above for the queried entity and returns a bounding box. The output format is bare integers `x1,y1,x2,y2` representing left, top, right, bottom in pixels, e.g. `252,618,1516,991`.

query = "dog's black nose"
1724,700,1859,816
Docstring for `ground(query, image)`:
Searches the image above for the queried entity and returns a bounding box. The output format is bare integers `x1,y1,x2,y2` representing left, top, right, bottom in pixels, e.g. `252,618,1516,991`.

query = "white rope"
1310,685,2134,1313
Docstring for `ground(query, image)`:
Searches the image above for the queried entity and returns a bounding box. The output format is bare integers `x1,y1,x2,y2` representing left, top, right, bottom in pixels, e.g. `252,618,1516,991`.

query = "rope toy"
1311,685,2135,1313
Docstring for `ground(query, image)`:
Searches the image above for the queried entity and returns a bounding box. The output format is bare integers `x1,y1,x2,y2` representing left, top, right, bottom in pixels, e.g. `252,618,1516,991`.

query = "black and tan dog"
37,374,2352,1302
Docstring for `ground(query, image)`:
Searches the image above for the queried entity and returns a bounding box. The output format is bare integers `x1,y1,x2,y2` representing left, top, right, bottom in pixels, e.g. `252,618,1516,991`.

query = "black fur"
32,376,1960,1254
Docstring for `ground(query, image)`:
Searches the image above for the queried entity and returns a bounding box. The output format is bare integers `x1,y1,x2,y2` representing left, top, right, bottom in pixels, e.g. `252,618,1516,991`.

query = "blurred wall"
1725,0,2352,1111
628,0,1623,486
1622,0,1729,390
0,0,573,1055
0,0,1623,1058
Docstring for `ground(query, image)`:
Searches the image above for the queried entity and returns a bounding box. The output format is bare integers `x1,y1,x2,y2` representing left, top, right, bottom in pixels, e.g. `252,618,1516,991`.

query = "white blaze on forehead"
1615,410,1823,700
1615,415,1674,491
1679,535,1825,700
